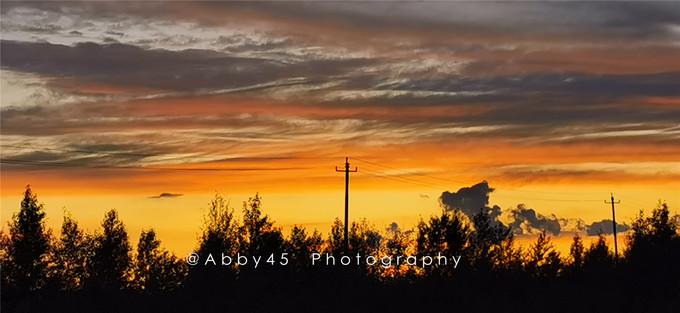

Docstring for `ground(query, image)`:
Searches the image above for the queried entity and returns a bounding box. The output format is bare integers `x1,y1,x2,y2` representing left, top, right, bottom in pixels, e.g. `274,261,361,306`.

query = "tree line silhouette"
1,185,679,312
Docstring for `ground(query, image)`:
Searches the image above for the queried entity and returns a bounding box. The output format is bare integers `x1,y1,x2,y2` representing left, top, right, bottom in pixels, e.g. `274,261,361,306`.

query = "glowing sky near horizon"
1,1,678,255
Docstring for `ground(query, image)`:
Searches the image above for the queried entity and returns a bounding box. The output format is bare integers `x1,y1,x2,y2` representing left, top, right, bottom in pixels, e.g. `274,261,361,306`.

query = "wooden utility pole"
335,157,357,250
605,193,620,260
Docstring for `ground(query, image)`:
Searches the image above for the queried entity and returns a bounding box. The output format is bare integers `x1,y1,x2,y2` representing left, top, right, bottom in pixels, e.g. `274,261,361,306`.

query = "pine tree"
89,209,132,290
52,212,91,290
133,229,187,291
6,186,51,290
569,234,585,269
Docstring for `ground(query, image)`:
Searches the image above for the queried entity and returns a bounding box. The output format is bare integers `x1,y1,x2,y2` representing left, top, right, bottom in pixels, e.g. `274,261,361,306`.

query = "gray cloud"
386,222,399,234
149,192,183,199
439,184,629,237
586,220,631,236
1,1,677,186
193,2,680,43
439,181,506,230
508,204,562,236
440,181,494,217
0,40,376,93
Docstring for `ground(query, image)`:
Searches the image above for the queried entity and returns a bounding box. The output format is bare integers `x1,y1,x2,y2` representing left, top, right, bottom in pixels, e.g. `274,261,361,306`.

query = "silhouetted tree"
347,219,381,274
623,201,679,297
492,235,522,272
382,224,416,280
525,231,562,278
133,229,187,291
2,188,679,313
582,233,613,270
197,194,240,257
326,218,345,255
191,194,240,288
416,210,470,276
51,212,91,290
567,234,585,274
4,186,51,290
0,229,11,288
88,209,132,290
626,202,679,263
240,193,285,256
384,226,411,259
287,225,323,271
348,218,381,256
469,208,511,271
237,193,287,282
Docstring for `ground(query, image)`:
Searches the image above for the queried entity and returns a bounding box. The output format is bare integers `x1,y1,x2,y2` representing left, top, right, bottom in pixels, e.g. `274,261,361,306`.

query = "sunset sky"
1,1,678,255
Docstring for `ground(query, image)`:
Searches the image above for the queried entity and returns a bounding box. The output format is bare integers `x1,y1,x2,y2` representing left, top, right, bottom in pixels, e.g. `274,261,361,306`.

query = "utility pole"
335,157,357,250
605,193,620,260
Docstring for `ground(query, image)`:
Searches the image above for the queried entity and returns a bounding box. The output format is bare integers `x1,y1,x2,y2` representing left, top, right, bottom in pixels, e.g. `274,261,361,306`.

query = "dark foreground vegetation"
2,186,679,313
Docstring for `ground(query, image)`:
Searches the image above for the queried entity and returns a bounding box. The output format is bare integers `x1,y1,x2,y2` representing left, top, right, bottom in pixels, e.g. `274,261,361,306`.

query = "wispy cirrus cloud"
1,1,678,192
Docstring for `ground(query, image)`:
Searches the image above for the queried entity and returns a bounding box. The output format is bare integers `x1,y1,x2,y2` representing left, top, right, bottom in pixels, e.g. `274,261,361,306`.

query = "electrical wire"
353,157,605,202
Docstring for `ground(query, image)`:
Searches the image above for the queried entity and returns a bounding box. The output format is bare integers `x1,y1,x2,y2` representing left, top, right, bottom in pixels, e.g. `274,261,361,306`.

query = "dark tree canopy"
89,209,132,290
51,212,90,290
6,185,51,290
1,189,679,313
416,210,470,276
133,229,187,291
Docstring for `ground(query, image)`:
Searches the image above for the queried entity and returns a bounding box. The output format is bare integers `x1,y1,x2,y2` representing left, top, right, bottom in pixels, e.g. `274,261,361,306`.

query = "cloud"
419,194,430,199
439,181,507,230
586,220,631,236
440,181,494,216
149,192,183,199
0,40,376,93
386,222,399,233
1,1,678,196
508,204,562,236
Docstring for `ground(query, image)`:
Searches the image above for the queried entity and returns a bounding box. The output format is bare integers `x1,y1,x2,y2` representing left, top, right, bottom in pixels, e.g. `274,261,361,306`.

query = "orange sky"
1,2,679,256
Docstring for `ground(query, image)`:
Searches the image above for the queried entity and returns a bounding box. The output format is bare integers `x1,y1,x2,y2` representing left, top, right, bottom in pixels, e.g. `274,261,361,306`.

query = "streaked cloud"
1,1,678,193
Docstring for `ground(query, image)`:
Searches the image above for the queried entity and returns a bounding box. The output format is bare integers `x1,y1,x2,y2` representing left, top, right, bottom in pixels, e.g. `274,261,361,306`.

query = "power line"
353,157,468,185
498,193,602,202
360,168,447,190
357,163,451,189
358,164,452,190
361,167,602,202
354,157,606,201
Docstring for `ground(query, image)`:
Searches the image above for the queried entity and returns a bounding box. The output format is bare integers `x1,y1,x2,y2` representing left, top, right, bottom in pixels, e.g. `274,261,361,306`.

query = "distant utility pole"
605,193,621,260
335,157,357,250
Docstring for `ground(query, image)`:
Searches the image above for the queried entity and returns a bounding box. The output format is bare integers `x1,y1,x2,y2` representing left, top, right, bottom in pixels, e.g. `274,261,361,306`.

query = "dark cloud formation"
0,40,375,92
386,222,399,233
439,182,586,236
150,193,183,199
193,1,680,43
1,1,677,191
439,183,638,237
440,181,494,217
439,181,505,229
508,204,562,236
586,220,631,236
